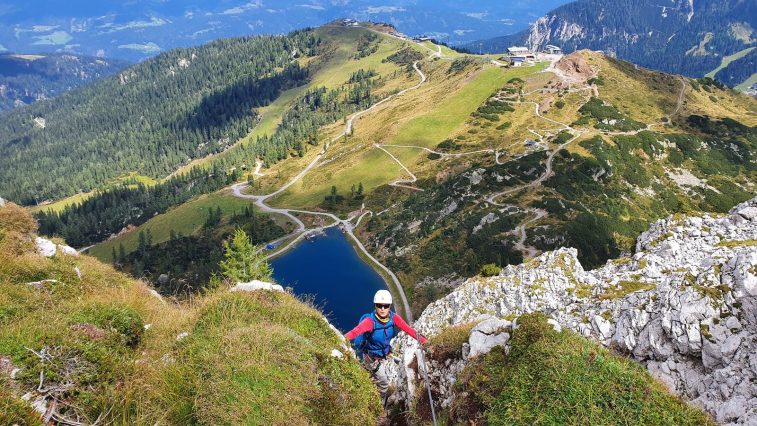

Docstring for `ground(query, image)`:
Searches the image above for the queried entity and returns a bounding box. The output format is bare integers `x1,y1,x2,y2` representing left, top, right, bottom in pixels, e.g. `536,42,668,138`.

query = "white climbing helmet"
373,290,393,305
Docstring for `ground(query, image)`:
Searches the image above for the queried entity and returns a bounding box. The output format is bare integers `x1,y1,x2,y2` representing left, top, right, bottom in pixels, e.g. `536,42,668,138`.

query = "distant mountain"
0,0,568,62
0,52,128,111
464,0,756,89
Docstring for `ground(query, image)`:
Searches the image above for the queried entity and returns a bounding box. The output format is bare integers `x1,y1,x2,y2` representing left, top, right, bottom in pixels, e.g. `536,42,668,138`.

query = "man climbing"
345,289,427,408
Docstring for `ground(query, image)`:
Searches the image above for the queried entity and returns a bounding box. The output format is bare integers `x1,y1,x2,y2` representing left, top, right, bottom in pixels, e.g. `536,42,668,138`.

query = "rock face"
389,197,757,425
526,14,585,51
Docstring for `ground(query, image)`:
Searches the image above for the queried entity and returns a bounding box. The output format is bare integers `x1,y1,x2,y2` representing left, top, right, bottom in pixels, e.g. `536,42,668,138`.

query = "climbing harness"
416,347,438,426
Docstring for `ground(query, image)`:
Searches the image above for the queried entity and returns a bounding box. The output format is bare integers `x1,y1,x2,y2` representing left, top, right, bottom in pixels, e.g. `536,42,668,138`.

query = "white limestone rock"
57,244,79,257
35,237,56,257
468,318,511,358
27,279,59,289
230,280,284,293
389,197,757,425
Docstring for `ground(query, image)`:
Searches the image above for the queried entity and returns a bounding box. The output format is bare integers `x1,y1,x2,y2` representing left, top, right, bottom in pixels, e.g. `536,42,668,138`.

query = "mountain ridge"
463,0,756,90
0,52,128,111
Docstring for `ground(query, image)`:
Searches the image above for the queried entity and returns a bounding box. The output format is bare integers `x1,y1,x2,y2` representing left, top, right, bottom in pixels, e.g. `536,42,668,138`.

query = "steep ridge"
391,197,757,425
0,200,379,424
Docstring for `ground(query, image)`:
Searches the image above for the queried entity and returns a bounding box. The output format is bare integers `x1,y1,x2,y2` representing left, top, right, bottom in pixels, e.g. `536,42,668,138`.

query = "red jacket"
345,313,427,344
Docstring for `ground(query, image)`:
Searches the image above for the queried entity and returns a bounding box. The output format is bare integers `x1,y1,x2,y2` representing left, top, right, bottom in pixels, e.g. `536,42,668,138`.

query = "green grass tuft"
155,290,380,425
448,313,715,425
598,280,657,300
429,322,476,363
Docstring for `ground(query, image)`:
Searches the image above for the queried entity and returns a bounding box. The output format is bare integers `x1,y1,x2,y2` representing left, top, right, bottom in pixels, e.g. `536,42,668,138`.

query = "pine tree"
219,228,273,283
138,231,147,255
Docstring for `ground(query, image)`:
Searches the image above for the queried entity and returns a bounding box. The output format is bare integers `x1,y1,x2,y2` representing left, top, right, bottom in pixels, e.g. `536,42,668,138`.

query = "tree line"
34,67,381,247
35,165,238,247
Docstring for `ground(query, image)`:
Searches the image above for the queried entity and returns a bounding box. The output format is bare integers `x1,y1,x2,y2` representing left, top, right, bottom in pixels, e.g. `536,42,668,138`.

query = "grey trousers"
363,355,390,405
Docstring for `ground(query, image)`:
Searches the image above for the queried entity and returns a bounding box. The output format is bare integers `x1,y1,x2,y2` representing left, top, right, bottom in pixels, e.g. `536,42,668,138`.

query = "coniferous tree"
219,228,273,283
138,231,147,255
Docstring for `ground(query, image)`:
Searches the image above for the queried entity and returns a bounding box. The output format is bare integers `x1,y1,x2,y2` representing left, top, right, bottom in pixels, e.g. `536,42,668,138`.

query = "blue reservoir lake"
270,227,388,332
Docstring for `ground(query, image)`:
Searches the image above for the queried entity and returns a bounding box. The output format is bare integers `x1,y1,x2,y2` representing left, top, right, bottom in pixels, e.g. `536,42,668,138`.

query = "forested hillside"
34,63,382,249
0,31,318,204
466,0,756,88
0,53,128,111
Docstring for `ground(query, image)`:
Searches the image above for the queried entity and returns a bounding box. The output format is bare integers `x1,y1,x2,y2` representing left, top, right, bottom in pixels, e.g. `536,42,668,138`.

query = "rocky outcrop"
230,280,284,293
554,52,595,84
526,14,585,50
34,236,79,258
390,197,757,425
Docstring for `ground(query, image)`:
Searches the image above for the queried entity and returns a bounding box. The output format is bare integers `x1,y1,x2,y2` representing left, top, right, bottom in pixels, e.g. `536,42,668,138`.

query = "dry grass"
0,204,380,424
683,81,757,126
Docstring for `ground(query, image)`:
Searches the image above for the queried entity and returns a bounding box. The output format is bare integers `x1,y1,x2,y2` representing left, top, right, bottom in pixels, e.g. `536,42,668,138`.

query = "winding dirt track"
229,50,681,319
230,61,428,323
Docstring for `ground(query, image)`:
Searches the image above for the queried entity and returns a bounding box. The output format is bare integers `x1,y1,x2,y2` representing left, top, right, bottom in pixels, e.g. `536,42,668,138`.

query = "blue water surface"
270,227,388,332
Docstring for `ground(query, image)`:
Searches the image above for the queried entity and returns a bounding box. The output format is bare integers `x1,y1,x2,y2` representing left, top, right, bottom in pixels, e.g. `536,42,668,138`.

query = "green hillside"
1,22,747,424
12,23,754,309
421,313,715,425
0,202,378,424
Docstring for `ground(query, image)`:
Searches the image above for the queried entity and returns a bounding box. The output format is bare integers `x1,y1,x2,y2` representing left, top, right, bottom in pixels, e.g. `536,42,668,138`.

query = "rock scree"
388,196,757,425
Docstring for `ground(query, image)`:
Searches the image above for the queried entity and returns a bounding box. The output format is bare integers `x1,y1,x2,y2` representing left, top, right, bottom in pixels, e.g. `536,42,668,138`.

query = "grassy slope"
591,51,756,126
0,203,379,424
90,26,418,259
735,73,757,91
30,173,158,214
705,46,755,79
89,190,263,260
269,59,548,209
437,313,715,425
360,50,757,313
